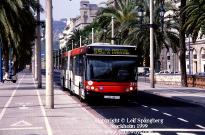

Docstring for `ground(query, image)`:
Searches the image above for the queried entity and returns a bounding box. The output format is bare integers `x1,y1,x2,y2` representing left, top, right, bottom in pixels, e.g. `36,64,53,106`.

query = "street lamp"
159,3,165,32
35,0,42,88
137,0,165,88
0,35,3,82
150,0,154,88
92,28,94,44
111,16,114,45
103,28,107,43
188,34,192,75
45,0,54,109
137,5,144,26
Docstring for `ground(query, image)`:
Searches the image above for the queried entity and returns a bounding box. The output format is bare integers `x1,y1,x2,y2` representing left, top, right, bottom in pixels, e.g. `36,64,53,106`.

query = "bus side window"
69,57,73,70
79,55,84,76
135,67,138,81
74,55,83,76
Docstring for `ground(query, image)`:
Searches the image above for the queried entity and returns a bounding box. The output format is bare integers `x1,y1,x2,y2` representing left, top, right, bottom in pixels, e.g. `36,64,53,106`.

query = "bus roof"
63,43,137,57
87,43,136,48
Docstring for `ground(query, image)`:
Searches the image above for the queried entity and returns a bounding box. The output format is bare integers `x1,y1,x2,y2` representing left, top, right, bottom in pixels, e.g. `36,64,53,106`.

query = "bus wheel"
120,96,128,105
84,93,91,103
69,90,74,96
12,80,17,83
62,77,65,90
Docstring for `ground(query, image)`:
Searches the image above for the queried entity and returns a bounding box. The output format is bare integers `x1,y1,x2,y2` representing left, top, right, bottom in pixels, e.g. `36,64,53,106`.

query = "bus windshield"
86,56,137,82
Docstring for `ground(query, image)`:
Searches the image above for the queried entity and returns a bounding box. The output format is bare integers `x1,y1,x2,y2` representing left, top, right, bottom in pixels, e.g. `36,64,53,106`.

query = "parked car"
194,72,205,76
138,67,150,76
170,71,179,74
156,70,170,74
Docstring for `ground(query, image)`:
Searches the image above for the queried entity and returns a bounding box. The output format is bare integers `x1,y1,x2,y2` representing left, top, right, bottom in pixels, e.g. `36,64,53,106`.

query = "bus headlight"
88,81,93,85
91,86,95,90
129,87,133,91
86,86,91,90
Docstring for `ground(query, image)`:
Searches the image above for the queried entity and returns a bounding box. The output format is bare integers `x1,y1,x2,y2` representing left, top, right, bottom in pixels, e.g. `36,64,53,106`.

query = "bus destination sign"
94,48,130,55
88,46,137,55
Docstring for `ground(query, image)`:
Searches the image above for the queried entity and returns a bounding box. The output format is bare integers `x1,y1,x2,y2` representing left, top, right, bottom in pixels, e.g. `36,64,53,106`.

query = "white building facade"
160,39,205,74
59,0,98,49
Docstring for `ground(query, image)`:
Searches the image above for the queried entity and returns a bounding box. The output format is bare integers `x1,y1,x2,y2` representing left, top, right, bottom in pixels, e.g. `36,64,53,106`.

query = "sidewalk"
0,70,116,135
138,81,205,107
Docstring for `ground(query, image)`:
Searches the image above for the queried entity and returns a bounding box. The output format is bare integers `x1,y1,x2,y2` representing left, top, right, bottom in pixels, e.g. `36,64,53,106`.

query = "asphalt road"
0,70,205,135
55,72,205,135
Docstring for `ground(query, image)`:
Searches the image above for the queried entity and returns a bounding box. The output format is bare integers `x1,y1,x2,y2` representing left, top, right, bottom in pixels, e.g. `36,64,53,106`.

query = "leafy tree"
0,0,39,77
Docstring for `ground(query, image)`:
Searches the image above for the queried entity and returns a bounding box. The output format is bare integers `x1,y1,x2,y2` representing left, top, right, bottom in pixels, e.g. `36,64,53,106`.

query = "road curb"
139,89,205,107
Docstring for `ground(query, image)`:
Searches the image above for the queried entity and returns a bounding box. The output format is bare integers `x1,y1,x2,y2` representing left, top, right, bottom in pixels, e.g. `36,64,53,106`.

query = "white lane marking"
142,105,148,108
11,120,32,127
33,78,53,135
151,108,159,111
196,124,205,129
141,133,161,135
177,118,189,123
19,105,29,110
177,133,197,135
0,127,43,131
162,113,172,117
0,74,25,120
120,128,205,132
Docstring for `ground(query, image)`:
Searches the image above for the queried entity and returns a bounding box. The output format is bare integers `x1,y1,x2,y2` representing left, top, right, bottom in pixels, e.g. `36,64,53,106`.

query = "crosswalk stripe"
196,124,205,129
151,108,159,111
163,112,172,117
120,128,205,132
177,118,189,123
176,133,197,135
141,133,161,135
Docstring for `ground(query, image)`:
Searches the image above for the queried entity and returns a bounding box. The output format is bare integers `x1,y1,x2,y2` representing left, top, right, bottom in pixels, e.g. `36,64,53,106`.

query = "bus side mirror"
135,68,138,81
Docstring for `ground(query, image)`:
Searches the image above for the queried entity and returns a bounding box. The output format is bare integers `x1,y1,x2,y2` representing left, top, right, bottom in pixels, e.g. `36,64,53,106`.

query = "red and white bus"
60,43,138,101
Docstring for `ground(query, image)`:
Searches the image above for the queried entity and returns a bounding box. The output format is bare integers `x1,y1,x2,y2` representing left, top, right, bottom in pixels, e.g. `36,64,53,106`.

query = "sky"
40,0,106,21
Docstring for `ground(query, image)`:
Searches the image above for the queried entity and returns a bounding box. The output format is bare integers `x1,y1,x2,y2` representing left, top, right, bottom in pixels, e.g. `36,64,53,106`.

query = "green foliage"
183,0,205,42
0,0,40,73
65,0,180,67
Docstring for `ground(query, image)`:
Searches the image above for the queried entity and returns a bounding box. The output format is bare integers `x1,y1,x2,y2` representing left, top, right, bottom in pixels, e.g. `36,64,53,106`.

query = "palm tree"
96,0,137,44
179,0,187,86
0,0,38,79
87,0,180,68
68,29,84,49
183,0,205,42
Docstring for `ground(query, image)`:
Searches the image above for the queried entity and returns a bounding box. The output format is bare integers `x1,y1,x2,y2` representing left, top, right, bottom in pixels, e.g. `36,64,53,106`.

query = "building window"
202,54,205,59
186,55,189,59
194,54,197,59
167,56,170,60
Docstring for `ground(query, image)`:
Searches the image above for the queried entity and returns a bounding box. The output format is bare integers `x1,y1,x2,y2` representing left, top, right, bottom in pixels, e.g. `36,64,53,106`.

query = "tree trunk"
179,0,187,87
3,47,9,73
13,51,18,76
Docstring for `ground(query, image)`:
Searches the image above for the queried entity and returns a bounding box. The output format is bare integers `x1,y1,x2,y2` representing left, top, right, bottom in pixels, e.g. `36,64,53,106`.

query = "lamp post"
188,34,191,75
0,35,3,82
159,2,165,32
137,5,144,27
111,16,114,45
45,0,54,109
149,0,154,88
92,28,94,44
103,29,107,43
35,0,42,88
138,0,165,88
80,36,82,47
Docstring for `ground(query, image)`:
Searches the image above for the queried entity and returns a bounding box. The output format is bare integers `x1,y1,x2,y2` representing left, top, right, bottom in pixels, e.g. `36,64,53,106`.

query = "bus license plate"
104,95,120,99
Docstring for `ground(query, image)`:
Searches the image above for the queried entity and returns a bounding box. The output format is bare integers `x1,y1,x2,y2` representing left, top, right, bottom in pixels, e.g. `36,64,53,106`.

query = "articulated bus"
60,43,138,101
